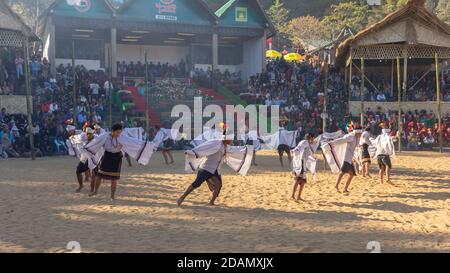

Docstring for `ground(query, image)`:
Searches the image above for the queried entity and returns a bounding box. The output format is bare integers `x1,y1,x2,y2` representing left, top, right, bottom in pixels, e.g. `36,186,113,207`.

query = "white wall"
55,59,102,71
240,36,263,80
107,44,189,65
194,64,240,74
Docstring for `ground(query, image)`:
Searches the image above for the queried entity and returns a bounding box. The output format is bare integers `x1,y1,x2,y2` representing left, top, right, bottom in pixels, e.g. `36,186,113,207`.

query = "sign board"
155,0,178,21
235,7,248,22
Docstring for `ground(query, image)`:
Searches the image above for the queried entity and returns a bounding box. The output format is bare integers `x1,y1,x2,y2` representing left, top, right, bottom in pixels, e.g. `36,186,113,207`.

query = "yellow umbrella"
266,50,282,59
284,52,305,62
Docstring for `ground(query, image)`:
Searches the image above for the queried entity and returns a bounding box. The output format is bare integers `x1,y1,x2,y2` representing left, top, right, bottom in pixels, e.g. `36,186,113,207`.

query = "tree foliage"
321,1,370,38
283,16,330,48
5,0,53,28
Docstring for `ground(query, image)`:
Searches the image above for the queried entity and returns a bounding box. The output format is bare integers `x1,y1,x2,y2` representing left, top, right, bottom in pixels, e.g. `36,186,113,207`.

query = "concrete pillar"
111,28,117,78
261,29,267,72
212,33,218,72
49,17,56,76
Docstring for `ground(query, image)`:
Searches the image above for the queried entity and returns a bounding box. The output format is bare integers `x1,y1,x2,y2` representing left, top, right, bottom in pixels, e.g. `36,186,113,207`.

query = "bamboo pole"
23,37,35,160
348,54,353,116
72,40,77,127
360,58,365,127
145,51,149,130
435,52,443,153
397,56,402,152
391,59,394,97
323,59,329,133
108,48,113,129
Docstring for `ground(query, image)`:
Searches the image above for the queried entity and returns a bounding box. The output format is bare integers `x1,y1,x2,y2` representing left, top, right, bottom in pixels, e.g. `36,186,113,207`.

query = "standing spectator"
15,53,24,79
31,57,41,78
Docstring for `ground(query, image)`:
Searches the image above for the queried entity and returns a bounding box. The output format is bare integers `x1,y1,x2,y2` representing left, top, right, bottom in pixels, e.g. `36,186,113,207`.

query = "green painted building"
39,0,274,79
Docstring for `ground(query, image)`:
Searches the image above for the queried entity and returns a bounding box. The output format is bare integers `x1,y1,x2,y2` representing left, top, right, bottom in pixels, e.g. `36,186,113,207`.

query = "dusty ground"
0,151,449,253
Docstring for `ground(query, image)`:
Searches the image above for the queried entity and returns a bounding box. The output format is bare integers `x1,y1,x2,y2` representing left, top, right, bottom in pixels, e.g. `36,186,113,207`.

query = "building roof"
212,0,275,34
336,0,450,62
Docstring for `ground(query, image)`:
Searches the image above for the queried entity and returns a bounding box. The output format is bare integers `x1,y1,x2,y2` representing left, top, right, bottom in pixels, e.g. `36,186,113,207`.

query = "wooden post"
23,37,35,160
323,58,329,133
348,51,353,116
435,52,443,153
145,51,149,130
71,40,77,127
108,48,113,129
360,58,365,127
391,59,394,97
397,56,402,152
403,49,408,101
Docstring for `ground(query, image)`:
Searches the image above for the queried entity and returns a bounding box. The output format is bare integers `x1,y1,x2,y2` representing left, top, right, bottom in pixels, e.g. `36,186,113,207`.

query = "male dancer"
75,127,95,192
177,138,231,206
360,126,372,178
322,128,363,194
291,133,318,201
372,123,395,184
178,130,253,206
154,125,175,164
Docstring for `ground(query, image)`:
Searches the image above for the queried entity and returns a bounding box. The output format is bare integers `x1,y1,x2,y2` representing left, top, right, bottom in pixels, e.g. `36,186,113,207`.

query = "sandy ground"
0,151,449,253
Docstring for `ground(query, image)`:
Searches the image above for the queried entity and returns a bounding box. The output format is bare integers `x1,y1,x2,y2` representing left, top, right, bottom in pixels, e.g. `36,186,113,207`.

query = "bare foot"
208,201,216,206
88,191,97,197
343,190,350,195
75,186,83,193
297,198,306,202
177,197,184,206
110,196,115,201
335,186,341,193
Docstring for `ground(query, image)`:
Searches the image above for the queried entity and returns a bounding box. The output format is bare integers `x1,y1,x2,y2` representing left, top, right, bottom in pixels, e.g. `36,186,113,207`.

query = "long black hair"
111,123,123,132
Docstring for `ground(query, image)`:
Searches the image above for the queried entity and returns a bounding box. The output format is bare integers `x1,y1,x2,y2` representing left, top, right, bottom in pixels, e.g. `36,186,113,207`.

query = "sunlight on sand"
0,151,449,253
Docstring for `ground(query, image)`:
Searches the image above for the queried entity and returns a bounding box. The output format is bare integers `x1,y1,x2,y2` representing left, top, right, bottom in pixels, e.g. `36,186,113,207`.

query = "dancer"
372,124,396,184
322,128,363,194
154,125,175,164
261,124,297,167
291,133,321,201
178,134,253,206
360,126,372,178
83,123,157,200
242,125,261,166
74,128,95,192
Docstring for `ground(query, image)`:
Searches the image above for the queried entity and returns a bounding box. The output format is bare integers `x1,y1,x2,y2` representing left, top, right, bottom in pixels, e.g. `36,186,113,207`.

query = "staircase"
127,86,161,126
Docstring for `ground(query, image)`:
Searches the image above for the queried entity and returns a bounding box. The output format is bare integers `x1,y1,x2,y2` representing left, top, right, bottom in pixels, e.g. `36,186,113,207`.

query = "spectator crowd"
1,47,449,160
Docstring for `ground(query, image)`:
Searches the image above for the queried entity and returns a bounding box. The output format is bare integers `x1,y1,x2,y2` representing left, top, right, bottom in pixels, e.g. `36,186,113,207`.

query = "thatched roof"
0,0,38,40
336,0,450,63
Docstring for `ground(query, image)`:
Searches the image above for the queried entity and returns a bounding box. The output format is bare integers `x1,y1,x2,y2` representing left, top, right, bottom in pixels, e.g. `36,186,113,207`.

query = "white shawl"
153,128,179,147
123,127,145,140
81,132,157,169
66,133,89,161
260,128,298,150
321,133,357,174
190,129,223,147
292,135,322,176
185,140,254,176
241,130,262,151
371,129,396,159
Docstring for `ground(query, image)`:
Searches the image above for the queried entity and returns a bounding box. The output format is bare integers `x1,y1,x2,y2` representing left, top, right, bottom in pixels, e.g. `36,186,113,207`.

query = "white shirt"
359,131,371,146
199,143,225,174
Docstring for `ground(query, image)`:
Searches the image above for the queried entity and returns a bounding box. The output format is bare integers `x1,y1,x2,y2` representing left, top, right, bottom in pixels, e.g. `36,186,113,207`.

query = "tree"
436,0,450,24
284,16,330,49
266,0,290,48
5,0,53,29
321,1,370,38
